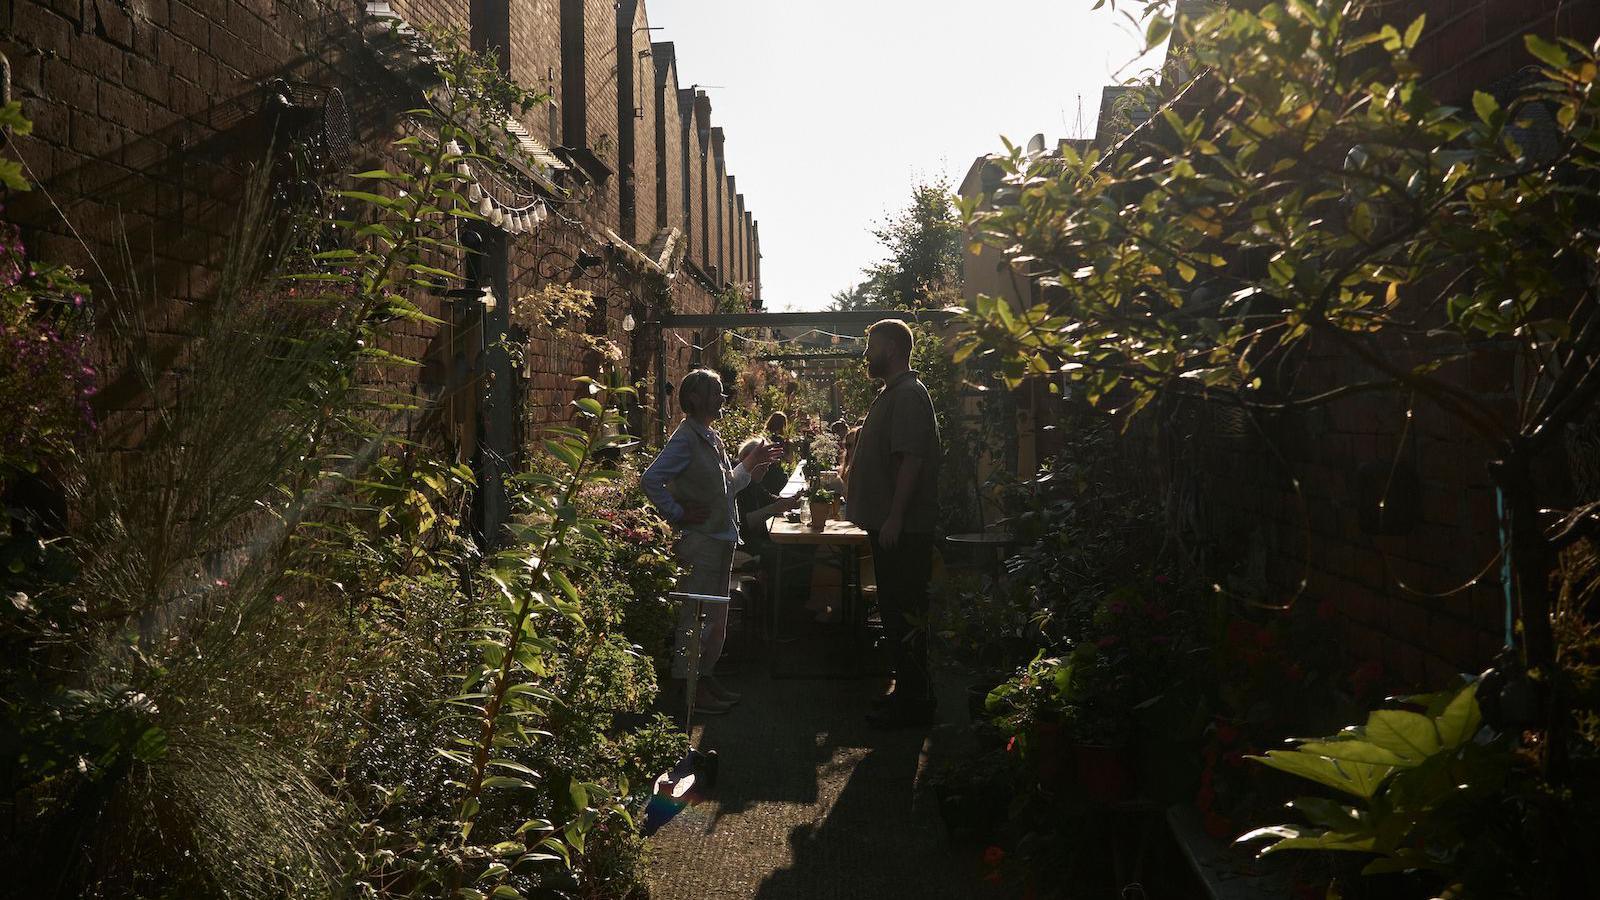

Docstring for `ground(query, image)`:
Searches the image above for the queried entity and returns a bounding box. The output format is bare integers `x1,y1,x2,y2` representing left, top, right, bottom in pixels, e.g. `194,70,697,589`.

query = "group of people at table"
640,319,944,728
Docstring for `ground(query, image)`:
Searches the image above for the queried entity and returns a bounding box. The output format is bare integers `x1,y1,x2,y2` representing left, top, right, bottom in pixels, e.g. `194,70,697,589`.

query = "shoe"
692,696,733,716
705,678,742,703
866,701,936,729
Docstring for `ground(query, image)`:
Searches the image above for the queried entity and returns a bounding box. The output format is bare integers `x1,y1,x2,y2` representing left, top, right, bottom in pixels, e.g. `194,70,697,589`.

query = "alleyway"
646,649,991,900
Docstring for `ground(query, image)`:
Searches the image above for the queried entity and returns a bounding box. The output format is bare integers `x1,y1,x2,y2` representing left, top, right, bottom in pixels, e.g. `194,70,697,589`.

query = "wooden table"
764,501,873,676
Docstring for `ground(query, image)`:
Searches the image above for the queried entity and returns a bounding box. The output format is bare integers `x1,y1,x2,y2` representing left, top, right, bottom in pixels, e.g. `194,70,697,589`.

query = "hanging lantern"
489,206,505,228
467,181,484,203
478,195,493,217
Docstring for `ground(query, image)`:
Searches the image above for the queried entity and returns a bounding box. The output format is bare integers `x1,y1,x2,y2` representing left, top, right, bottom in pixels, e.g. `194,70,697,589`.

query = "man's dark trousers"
868,530,934,707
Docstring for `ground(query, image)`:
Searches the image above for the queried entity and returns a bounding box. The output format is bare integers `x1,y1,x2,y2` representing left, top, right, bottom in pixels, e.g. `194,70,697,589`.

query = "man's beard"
866,357,885,378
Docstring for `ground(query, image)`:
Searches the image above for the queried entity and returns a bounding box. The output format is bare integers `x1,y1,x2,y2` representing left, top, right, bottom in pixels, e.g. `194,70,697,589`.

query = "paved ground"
645,632,992,900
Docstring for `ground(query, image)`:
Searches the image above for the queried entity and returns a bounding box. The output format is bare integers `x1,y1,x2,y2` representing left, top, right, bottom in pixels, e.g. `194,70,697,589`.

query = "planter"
1074,742,1137,805
807,499,836,529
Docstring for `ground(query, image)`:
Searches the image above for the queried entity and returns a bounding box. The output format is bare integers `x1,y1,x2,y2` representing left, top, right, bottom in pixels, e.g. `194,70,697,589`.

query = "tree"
835,178,964,312
957,0,1600,772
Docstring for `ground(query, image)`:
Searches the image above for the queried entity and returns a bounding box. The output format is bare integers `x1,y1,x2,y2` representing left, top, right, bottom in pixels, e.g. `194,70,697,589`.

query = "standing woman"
642,369,781,714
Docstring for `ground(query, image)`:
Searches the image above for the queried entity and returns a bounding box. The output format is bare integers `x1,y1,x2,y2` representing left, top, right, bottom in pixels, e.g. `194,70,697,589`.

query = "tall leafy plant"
957,0,1600,769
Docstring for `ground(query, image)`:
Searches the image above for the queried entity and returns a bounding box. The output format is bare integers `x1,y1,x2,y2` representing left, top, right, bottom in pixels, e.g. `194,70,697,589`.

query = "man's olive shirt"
846,369,942,534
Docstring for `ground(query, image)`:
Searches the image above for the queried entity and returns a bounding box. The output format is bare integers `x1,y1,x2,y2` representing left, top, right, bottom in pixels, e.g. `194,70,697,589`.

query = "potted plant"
806,486,838,529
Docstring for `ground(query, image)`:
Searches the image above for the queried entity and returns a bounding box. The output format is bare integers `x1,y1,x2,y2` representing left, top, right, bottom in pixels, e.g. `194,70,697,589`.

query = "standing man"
847,319,942,728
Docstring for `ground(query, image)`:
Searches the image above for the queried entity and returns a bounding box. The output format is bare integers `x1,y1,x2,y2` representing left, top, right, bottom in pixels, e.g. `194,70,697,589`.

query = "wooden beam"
657,308,957,329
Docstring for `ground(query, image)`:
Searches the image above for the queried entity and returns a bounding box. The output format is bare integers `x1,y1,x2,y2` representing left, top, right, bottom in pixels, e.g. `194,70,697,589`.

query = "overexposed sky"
646,0,1159,311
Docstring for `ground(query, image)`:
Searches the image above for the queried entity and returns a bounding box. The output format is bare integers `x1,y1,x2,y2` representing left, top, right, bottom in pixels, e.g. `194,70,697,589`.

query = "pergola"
649,308,956,442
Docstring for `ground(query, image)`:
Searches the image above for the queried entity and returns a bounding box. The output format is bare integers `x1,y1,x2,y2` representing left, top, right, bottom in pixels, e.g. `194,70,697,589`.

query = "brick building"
0,0,763,535
963,0,1600,690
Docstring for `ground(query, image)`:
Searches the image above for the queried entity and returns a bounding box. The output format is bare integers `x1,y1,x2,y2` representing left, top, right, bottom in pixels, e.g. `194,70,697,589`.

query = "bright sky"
646,0,1160,311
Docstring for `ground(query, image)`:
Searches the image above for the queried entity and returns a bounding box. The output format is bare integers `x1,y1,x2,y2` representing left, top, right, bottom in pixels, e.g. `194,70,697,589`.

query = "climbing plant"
957,0,1600,770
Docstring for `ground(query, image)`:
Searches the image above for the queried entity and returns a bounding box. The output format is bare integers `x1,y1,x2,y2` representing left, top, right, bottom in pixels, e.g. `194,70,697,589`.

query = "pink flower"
1154,574,1170,585
983,845,1005,866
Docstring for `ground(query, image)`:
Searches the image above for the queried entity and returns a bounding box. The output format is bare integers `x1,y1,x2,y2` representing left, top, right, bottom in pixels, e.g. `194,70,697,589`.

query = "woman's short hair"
764,411,788,434
678,368,724,417
735,437,763,460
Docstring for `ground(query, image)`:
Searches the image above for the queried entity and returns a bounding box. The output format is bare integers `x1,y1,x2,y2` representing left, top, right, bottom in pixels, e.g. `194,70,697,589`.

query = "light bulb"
622,313,636,332
478,196,493,217
467,182,483,203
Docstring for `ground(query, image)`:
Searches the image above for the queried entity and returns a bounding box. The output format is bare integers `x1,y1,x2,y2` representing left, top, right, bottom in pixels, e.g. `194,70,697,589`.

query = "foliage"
0,201,95,473
844,177,963,312
957,0,1600,771
1237,679,1600,897
931,571,1040,672
1,33,682,900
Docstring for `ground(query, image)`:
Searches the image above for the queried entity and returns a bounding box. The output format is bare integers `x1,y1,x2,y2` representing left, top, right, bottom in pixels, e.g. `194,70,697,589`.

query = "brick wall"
750,219,760,306
1166,0,1600,688
709,126,725,281
1404,0,1600,104
689,90,711,271
1,0,765,478
508,0,561,144
615,0,655,246
652,43,683,235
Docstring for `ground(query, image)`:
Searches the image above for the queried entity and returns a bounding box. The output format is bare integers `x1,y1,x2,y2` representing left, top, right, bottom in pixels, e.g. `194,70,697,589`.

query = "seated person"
734,437,802,547
759,411,792,495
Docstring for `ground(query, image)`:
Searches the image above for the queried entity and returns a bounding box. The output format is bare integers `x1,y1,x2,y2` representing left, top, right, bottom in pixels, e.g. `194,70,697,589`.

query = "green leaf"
0,159,31,192
1363,709,1441,761
482,775,536,791
1402,14,1425,50
131,726,168,762
1525,34,1570,70
1471,90,1499,125
1432,683,1481,749
1145,14,1173,49
1240,824,1378,854
1286,796,1363,831
1252,750,1393,799
1295,739,1408,768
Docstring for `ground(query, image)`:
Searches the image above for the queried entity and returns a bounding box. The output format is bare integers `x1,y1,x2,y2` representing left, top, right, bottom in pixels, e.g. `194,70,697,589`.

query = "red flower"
1154,574,1170,584
1095,635,1120,649
983,845,1005,867
1006,736,1017,753
1253,626,1276,650
1215,722,1240,745
1285,663,1305,682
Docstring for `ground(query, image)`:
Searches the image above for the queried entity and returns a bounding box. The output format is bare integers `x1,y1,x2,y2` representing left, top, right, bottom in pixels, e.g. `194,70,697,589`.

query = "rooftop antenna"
1074,93,1087,140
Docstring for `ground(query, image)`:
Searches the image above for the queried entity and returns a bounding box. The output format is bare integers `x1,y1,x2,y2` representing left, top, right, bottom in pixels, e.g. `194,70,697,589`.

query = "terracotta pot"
807,499,834,529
